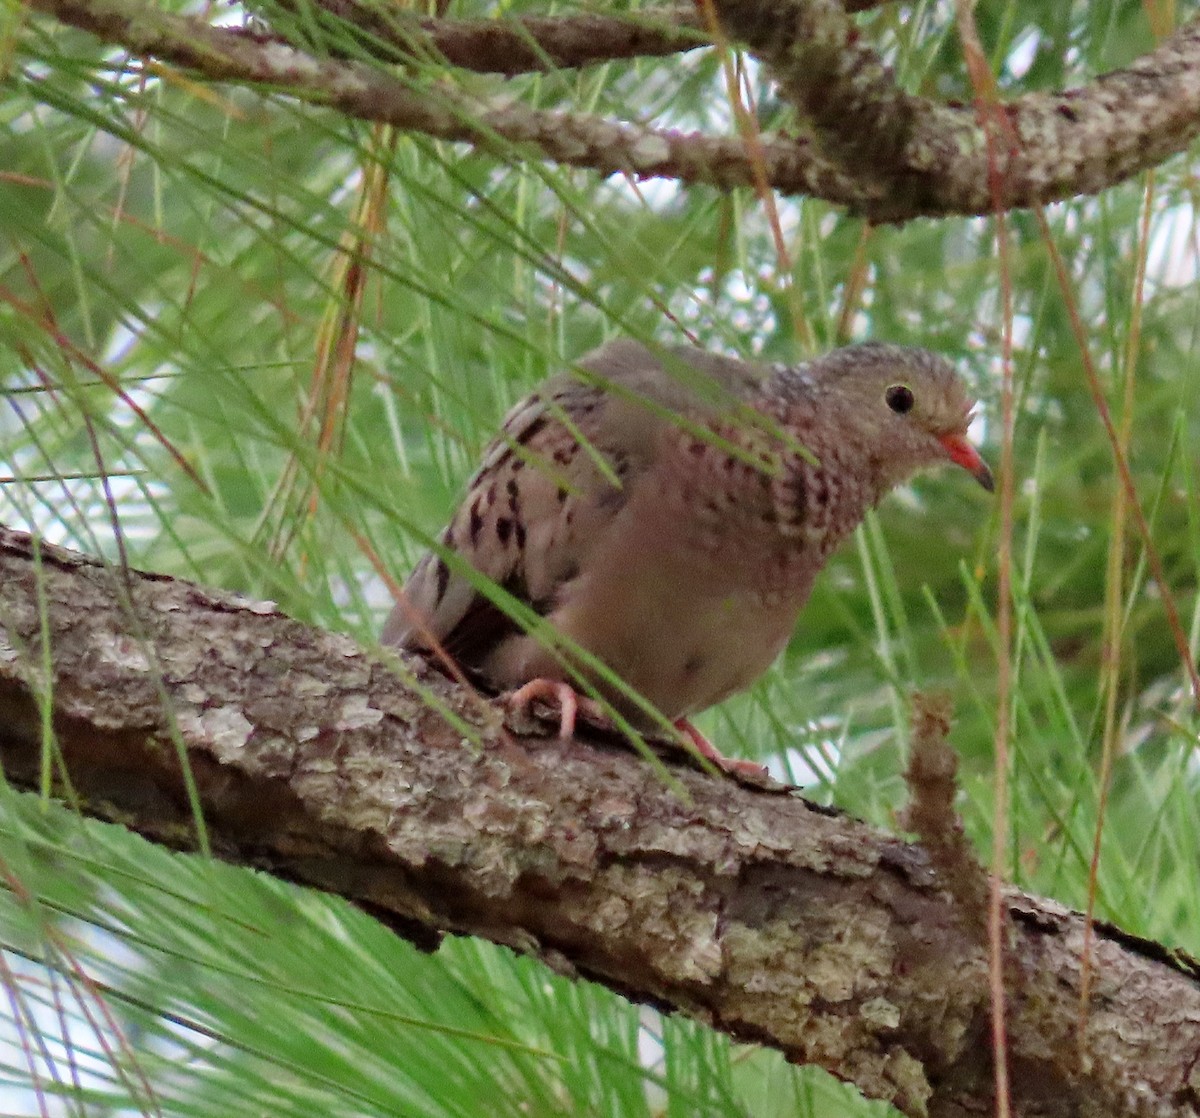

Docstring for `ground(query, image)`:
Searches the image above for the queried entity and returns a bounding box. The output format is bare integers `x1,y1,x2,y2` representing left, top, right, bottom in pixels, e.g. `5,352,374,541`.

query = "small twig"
902,691,988,945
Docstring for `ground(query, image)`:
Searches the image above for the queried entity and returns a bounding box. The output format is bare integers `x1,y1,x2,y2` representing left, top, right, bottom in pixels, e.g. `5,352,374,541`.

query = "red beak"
939,433,994,492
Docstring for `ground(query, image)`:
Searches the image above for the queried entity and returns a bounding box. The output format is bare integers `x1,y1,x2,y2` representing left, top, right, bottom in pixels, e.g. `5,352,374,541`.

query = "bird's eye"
885,384,915,414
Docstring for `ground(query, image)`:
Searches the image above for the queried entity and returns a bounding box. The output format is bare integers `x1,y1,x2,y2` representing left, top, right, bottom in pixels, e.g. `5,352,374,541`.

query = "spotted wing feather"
381,340,769,670
382,378,631,667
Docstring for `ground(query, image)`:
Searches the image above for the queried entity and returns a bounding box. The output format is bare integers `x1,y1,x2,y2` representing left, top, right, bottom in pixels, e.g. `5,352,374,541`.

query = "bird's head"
789,343,994,494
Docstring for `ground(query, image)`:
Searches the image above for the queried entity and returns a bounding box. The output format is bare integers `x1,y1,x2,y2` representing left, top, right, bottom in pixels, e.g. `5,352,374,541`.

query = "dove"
384,338,992,773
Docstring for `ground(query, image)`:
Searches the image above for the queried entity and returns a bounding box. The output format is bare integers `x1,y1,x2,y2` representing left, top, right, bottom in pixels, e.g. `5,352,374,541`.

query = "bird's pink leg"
506,685,765,775
674,718,768,776
506,679,608,739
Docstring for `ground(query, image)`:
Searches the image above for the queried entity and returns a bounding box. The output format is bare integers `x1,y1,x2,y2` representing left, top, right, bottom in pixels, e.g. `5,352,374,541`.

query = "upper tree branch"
275,4,712,75
259,0,884,76
26,0,864,202
710,0,1200,219
24,0,1200,220
1,524,1199,1118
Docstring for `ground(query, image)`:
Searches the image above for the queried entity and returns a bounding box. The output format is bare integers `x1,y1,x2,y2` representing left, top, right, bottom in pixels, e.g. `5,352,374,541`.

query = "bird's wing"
383,340,769,667
384,345,700,662
382,387,563,661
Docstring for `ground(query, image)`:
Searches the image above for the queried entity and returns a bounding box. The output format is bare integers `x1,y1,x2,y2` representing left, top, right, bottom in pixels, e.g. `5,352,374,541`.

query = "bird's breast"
531,468,817,716
545,556,804,721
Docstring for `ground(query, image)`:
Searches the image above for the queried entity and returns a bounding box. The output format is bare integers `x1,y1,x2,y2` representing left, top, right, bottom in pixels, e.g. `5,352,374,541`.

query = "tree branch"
1,525,1199,1117
26,0,865,202
269,4,712,76
23,0,1200,219
710,0,1200,220
256,0,886,76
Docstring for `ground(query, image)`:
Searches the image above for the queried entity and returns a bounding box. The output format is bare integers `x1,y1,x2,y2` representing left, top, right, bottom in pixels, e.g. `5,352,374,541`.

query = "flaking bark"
1,525,1199,1117
21,0,1200,221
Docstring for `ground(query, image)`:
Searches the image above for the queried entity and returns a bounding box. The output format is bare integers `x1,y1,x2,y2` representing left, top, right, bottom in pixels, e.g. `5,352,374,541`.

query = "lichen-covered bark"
1,526,1199,1116
20,0,1200,221
711,0,1200,221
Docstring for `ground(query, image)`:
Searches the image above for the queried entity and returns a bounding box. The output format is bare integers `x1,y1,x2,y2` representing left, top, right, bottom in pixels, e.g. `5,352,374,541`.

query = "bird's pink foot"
675,718,768,776
506,679,607,739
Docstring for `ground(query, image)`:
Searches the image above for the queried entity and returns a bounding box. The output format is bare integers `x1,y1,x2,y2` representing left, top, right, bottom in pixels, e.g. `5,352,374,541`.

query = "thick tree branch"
23,0,1200,220
710,0,1200,220
1,525,1199,1117
271,4,712,75
258,1,884,76
26,0,864,202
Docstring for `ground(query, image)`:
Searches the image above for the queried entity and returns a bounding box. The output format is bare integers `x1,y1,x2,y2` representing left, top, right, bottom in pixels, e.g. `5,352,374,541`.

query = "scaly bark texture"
1,525,1199,1117
710,0,1200,220
20,0,1200,221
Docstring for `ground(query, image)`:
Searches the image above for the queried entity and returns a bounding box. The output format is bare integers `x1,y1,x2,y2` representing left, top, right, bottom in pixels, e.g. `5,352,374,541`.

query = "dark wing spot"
682,654,704,677
495,518,512,544
514,519,527,549
503,397,541,434
486,448,513,474
509,414,548,446
434,558,450,603
468,497,485,544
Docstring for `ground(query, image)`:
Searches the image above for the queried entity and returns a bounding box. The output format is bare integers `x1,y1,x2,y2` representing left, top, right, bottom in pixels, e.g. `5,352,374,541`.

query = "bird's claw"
504,684,766,778
505,679,608,739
